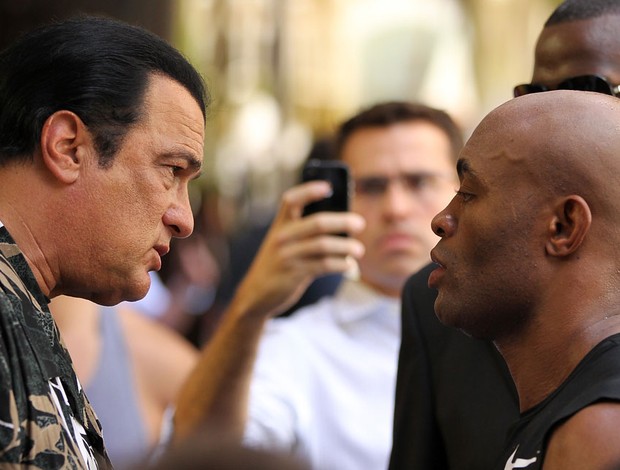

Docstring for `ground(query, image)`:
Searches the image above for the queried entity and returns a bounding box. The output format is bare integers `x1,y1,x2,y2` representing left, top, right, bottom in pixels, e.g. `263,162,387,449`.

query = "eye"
455,189,474,202
169,165,185,175
355,177,388,196
404,174,433,191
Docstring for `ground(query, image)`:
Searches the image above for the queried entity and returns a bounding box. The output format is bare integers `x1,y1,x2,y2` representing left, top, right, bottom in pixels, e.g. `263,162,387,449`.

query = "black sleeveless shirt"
499,333,620,470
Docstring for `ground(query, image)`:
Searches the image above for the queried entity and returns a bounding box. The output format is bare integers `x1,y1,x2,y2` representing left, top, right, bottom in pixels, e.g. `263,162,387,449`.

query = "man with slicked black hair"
0,16,208,468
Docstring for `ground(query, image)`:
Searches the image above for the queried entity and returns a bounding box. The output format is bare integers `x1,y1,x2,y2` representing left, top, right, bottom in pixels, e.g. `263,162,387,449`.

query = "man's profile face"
341,121,457,297
428,113,542,340
531,15,620,89
68,74,205,305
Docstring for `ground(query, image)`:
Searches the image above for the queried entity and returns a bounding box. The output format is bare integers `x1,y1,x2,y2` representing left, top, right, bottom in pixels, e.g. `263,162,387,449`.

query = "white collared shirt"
244,279,400,470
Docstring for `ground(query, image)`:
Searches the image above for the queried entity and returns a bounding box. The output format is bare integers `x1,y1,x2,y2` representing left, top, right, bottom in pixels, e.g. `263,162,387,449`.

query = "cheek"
350,197,366,217
351,197,377,228
459,227,489,267
125,173,168,214
355,224,375,255
457,224,523,289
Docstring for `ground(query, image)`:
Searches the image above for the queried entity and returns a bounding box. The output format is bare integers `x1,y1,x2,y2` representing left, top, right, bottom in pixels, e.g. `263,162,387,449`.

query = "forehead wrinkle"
149,102,204,134
146,116,204,168
459,120,533,198
145,96,205,164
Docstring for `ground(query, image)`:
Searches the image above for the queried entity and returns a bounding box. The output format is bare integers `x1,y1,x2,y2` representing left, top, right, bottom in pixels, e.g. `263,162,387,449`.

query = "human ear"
40,110,91,184
545,195,591,257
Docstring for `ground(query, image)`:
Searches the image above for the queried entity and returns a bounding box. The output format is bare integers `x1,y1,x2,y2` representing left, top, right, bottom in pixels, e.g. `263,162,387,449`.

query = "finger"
277,235,365,264
276,181,333,222
275,212,366,243
286,253,361,278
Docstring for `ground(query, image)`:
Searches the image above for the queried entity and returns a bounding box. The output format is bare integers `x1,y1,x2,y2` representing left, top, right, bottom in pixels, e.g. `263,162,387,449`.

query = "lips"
430,249,445,269
428,249,446,289
154,245,170,257
378,232,417,251
152,244,170,271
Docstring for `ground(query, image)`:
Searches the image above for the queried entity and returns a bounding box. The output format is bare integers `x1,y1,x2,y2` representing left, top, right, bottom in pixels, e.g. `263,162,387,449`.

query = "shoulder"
119,306,198,361
545,401,620,470
118,307,198,393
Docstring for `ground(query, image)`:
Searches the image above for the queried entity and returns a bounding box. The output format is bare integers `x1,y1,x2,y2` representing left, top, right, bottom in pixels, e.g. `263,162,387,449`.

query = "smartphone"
301,159,350,218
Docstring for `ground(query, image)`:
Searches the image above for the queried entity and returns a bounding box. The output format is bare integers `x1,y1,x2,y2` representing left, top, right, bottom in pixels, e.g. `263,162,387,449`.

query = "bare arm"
544,401,620,470
173,181,365,441
119,306,199,447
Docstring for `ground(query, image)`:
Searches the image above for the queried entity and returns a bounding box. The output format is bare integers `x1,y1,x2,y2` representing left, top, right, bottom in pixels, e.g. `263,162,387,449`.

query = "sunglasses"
513,75,620,98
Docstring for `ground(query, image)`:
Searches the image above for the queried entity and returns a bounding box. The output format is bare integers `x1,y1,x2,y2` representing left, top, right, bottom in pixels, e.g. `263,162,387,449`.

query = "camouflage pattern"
0,227,111,469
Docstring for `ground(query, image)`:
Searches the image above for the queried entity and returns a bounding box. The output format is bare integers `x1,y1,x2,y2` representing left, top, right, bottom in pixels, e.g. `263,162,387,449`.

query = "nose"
382,182,415,220
431,207,456,238
163,191,194,239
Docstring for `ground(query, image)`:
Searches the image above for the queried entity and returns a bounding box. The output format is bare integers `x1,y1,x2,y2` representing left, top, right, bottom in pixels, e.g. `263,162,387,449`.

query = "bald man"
431,90,620,470
390,2,620,469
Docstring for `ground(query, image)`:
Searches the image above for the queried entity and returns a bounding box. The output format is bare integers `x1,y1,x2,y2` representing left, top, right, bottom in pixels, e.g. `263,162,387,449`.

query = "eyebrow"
186,154,203,174
456,158,477,181
188,156,204,180
167,151,203,179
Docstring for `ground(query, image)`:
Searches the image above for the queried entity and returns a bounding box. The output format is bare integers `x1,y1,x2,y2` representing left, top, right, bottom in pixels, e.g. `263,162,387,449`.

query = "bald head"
470,90,620,218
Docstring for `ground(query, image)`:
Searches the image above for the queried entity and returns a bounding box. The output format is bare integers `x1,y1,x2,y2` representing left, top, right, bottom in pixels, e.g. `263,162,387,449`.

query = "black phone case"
301,160,350,216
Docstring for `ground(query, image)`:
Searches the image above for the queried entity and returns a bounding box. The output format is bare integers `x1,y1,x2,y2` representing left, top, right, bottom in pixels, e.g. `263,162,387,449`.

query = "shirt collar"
332,278,400,326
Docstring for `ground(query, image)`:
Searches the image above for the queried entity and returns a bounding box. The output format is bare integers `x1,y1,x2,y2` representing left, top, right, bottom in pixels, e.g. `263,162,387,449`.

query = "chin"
126,279,151,302
99,275,151,306
89,291,125,307
433,294,457,327
435,303,493,340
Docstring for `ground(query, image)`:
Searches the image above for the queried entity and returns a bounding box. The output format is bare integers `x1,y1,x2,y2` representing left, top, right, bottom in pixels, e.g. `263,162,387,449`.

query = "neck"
0,165,58,297
497,308,620,412
0,210,56,297
359,276,402,298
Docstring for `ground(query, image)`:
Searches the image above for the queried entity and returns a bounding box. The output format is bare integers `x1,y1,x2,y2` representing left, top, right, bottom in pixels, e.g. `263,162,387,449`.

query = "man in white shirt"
175,101,461,469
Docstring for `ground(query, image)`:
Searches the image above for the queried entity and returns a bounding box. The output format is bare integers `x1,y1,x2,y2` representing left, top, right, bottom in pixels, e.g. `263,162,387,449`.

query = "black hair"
335,101,463,162
545,0,620,27
0,15,209,167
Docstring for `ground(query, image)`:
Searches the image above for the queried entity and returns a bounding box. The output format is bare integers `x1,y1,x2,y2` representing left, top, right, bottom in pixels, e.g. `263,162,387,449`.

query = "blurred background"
0,0,561,342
